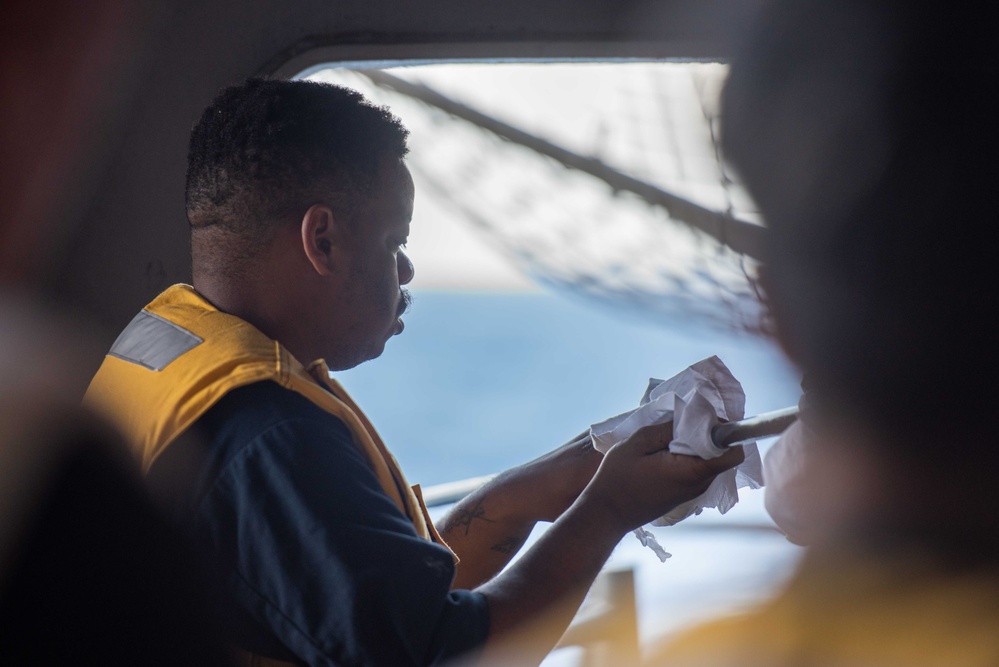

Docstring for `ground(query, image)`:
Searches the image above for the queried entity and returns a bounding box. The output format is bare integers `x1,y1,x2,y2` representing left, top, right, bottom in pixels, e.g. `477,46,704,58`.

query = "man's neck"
192,274,320,367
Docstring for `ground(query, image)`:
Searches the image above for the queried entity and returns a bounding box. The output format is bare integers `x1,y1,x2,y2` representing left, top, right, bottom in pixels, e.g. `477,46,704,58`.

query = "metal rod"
710,405,799,448
421,406,799,507
420,474,497,507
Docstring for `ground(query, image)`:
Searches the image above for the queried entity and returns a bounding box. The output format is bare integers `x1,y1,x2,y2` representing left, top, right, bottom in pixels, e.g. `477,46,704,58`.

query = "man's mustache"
397,289,413,317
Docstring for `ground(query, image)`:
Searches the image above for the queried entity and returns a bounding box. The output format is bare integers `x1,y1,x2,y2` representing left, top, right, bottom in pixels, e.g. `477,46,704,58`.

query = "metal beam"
357,68,768,260
422,406,798,507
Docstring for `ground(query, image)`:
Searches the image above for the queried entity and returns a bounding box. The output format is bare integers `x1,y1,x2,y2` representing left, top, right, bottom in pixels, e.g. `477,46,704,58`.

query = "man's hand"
475,420,744,666
581,420,745,531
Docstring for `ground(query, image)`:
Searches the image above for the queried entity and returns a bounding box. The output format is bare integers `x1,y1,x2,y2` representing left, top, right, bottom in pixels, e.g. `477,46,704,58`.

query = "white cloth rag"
589,355,764,561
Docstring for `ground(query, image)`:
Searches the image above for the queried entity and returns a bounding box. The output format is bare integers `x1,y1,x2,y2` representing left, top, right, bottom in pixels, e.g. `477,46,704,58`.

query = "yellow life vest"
84,283,447,547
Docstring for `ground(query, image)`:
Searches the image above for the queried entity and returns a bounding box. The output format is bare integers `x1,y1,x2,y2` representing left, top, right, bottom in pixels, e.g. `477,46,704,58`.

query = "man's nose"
398,250,415,285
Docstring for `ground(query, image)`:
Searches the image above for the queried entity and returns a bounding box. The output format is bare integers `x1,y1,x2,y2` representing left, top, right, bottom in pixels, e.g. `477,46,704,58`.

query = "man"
647,2,999,665
85,78,742,666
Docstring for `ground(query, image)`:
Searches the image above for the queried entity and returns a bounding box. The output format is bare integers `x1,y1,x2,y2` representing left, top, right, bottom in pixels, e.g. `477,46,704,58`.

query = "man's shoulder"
148,380,356,507
197,379,352,449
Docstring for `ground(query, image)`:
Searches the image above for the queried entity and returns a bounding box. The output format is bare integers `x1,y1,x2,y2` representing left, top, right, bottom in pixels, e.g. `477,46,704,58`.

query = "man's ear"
300,204,344,276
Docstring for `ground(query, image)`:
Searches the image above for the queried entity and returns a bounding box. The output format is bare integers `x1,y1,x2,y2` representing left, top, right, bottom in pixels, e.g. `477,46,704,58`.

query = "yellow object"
85,284,444,547
647,546,999,667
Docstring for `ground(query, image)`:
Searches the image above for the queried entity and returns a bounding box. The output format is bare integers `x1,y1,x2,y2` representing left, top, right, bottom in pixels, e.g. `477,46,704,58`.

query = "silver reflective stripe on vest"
107,310,203,371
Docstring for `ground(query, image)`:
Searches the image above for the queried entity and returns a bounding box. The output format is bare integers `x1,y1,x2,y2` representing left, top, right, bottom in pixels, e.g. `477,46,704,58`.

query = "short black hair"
185,78,409,249
722,3,999,458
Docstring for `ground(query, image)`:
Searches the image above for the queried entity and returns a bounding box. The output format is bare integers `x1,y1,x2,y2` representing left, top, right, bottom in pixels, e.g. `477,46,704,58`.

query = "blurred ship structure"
308,62,769,334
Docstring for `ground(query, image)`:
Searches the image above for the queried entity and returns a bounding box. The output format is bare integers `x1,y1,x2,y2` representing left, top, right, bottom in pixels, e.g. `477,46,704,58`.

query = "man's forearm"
441,490,533,589
441,470,540,590
472,493,627,667
441,434,601,590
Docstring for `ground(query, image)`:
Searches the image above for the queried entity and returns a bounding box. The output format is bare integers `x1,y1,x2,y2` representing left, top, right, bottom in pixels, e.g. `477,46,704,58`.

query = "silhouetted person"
1,1,236,664
648,3,999,665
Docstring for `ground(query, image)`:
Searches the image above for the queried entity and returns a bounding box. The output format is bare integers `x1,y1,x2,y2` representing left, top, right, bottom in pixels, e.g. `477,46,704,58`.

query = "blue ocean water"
334,289,802,487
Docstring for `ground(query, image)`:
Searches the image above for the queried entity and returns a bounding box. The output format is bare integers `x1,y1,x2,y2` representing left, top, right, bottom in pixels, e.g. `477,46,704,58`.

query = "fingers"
655,447,741,504
622,422,675,454
706,445,745,472
617,422,746,471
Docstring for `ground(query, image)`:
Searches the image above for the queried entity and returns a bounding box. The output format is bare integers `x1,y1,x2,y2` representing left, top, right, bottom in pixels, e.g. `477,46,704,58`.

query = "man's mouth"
393,289,413,335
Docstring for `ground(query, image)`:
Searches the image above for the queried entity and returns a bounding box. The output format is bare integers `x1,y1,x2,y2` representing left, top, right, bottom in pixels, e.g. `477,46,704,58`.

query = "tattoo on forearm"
491,536,525,554
441,499,495,536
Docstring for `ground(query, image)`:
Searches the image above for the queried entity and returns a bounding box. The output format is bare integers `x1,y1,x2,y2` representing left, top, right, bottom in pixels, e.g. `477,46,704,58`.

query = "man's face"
329,158,416,370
